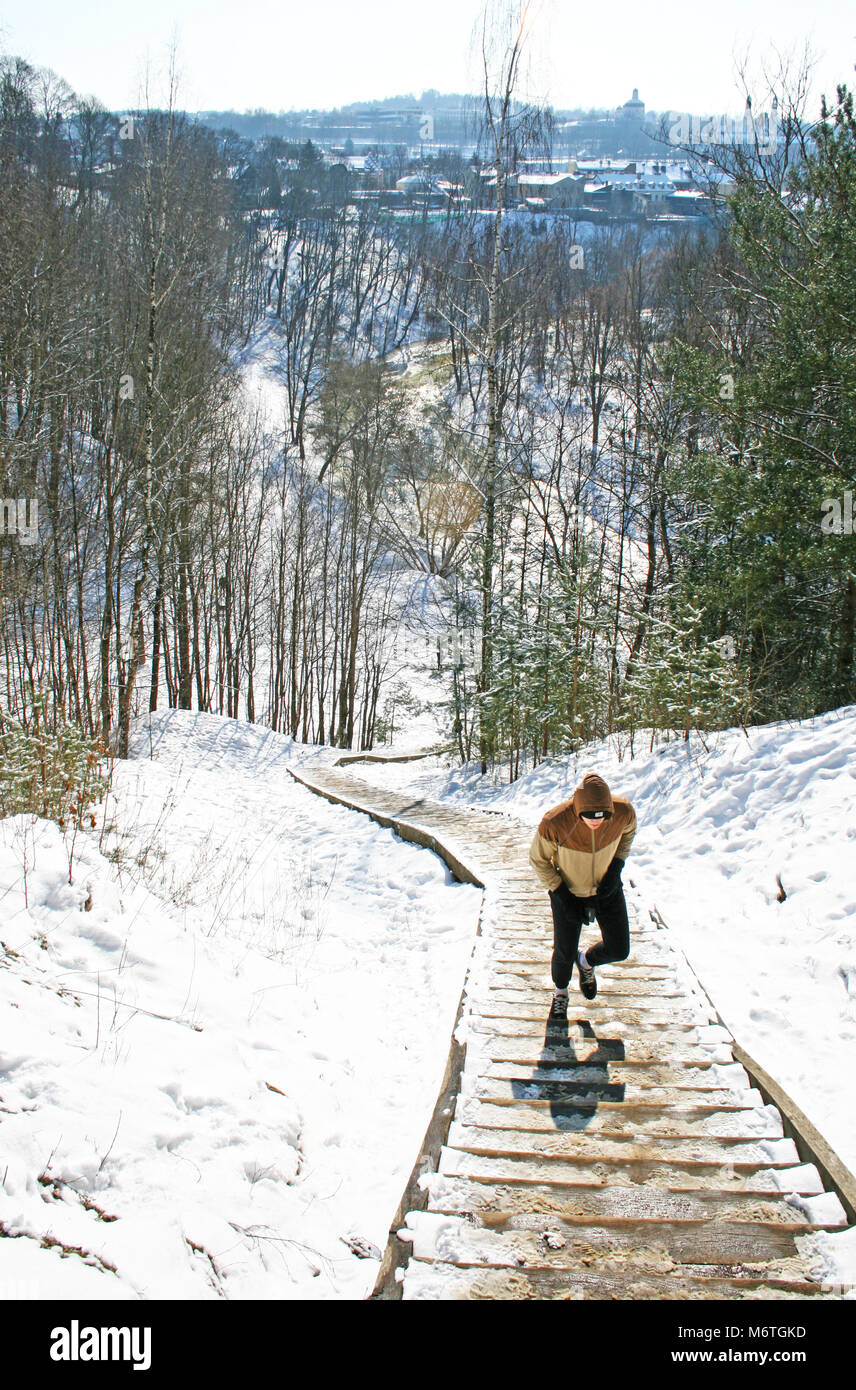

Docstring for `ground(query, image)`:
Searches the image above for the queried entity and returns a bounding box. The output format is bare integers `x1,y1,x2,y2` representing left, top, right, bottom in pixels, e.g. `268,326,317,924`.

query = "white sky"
1,0,853,117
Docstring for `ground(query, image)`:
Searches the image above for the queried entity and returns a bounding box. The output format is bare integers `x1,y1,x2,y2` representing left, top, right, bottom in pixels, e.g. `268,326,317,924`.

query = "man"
529,772,637,1017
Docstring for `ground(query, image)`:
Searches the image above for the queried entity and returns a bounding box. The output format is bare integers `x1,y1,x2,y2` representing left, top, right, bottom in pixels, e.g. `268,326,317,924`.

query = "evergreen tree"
672,84,856,717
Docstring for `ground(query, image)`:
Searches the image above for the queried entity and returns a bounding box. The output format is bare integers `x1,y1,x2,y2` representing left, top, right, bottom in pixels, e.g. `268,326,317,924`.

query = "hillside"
2,703,855,1296
0,711,480,1299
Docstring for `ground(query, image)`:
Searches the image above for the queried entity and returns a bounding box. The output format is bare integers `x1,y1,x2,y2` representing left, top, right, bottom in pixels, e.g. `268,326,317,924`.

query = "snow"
2,697,856,1297
0,710,481,1299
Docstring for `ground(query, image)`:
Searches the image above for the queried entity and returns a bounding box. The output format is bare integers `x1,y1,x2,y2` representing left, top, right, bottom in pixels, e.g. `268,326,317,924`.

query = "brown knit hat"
572,773,614,816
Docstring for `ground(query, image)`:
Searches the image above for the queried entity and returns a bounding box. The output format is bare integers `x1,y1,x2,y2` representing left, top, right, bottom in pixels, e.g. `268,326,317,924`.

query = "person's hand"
549,881,572,905
597,857,624,899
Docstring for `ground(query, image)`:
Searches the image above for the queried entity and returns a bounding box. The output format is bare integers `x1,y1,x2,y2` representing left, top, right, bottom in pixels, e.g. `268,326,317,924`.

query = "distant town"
190,88,771,226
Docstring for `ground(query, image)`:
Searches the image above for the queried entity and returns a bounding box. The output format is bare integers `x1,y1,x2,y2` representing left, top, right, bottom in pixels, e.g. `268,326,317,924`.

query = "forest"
1,43,854,810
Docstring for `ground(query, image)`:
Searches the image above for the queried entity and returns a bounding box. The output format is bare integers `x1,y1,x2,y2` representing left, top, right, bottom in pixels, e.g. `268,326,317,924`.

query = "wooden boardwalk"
289,759,854,1301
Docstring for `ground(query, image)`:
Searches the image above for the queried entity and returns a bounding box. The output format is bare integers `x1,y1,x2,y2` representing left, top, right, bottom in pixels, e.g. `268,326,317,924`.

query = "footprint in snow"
749,1007,784,1026
838,966,856,999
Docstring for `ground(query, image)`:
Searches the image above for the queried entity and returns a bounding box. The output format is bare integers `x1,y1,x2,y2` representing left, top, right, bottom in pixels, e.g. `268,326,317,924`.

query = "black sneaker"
577,951,597,1000
549,989,569,1019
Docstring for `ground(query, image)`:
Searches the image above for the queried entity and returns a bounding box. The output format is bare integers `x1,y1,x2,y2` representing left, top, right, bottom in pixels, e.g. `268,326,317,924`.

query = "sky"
1,0,853,118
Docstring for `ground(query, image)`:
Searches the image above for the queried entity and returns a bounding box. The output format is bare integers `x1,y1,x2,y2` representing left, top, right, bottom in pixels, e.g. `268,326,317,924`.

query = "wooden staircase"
288,759,853,1301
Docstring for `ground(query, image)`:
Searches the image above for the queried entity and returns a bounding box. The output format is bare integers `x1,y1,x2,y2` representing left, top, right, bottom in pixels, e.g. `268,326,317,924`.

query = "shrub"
0,694,110,827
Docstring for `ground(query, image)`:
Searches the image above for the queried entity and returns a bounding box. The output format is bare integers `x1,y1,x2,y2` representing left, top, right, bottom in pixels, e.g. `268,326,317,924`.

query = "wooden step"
465,1075,762,1107
479,1059,752,1090
492,961,683,977
488,927,662,941
474,1035,734,1065
491,963,679,982
422,1175,846,1225
455,1098,783,1139
488,979,685,999
467,1019,730,1050
438,1147,825,1193
471,1001,705,1025
447,1122,796,1161
401,1259,844,1301
401,1208,829,1273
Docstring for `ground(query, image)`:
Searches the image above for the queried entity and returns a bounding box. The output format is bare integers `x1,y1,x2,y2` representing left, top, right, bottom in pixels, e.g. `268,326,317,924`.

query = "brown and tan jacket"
529,776,637,898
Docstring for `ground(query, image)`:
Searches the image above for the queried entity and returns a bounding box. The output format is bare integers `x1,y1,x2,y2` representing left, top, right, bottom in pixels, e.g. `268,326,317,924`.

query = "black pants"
549,882,630,990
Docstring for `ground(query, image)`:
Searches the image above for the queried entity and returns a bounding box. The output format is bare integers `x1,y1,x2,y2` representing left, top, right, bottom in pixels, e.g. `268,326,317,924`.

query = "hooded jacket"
529,773,636,897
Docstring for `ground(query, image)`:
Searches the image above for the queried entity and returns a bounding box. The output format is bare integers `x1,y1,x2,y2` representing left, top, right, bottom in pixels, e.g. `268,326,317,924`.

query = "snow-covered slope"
3,701,855,1299
0,710,481,1300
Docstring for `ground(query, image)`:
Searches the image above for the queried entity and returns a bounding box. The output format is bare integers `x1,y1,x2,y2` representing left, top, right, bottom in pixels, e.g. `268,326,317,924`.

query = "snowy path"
291,760,854,1301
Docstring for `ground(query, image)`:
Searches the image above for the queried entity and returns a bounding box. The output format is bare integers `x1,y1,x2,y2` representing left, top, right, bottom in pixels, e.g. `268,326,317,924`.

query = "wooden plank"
463,1079,762,1106
422,1176,844,1225
401,1210,816,1271
491,961,678,978
467,1018,720,1044
487,982,685,1001
471,1045,734,1074
467,1076,760,1107
480,1059,751,1089
454,1100,783,1140
401,1260,843,1301
471,1002,703,1025
445,1124,798,1164
438,1148,824,1193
